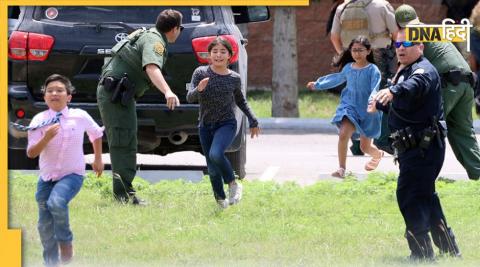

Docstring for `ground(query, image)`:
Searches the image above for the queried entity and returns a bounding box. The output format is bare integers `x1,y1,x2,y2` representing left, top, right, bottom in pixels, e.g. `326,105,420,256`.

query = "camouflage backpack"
339,0,373,47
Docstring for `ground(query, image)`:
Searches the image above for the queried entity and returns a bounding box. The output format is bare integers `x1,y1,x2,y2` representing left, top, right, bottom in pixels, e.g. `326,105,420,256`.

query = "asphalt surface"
17,118,480,185
80,118,480,185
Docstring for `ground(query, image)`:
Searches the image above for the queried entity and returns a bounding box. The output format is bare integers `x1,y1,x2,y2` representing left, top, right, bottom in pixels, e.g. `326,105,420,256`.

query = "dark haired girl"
187,37,260,208
307,36,383,178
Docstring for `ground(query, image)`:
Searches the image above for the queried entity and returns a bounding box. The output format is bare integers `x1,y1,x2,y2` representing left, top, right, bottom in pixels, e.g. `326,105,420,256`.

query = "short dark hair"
156,9,183,33
207,37,233,56
41,74,75,95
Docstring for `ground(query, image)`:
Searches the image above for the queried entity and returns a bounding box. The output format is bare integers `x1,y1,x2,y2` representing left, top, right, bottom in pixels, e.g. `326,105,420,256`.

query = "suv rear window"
33,6,207,24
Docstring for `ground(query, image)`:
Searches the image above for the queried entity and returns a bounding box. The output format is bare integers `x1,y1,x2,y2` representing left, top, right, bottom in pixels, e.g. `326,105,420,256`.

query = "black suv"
8,6,269,178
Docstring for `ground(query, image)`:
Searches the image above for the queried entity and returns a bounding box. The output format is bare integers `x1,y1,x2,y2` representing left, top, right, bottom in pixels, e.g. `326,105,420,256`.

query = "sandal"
365,150,384,171
331,168,346,178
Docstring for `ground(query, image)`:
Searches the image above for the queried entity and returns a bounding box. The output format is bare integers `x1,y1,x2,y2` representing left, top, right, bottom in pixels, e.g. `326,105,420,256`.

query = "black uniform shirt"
377,56,444,132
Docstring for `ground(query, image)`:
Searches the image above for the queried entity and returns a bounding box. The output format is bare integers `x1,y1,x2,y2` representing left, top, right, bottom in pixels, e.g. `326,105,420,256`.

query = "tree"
272,7,299,117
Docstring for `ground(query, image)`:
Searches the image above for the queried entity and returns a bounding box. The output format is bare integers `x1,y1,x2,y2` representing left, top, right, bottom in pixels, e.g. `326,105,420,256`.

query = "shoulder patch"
412,68,425,75
154,42,165,56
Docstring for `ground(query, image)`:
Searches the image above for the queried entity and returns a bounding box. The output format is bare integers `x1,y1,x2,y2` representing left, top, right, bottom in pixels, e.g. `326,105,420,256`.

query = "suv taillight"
191,35,239,64
8,31,55,61
8,31,27,60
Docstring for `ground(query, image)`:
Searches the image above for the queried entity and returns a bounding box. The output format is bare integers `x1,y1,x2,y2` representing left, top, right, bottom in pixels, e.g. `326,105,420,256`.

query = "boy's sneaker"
228,182,243,205
217,199,229,209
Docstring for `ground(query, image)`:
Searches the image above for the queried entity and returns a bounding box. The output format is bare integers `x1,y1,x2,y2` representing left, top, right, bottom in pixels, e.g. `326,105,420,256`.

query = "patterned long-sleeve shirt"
187,66,258,128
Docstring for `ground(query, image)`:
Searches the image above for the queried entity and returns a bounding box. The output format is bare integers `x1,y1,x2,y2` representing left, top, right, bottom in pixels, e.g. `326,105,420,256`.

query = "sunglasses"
179,25,184,32
394,41,420,48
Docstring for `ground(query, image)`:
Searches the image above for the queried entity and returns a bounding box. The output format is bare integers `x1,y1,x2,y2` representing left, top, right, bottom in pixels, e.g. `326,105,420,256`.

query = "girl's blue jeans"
35,173,84,266
199,119,237,200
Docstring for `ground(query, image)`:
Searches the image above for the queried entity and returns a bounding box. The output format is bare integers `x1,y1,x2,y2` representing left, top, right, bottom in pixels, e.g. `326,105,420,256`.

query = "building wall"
246,0,447,89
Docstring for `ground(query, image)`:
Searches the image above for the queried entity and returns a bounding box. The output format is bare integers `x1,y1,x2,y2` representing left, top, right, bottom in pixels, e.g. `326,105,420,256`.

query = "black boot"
406,231,435,261
349,139,364,156
431,225,461,257
128,191,147,206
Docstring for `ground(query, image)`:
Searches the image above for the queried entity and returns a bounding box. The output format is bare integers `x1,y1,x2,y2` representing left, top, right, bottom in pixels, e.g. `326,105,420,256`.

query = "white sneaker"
228,182,243,205
217,199,229,209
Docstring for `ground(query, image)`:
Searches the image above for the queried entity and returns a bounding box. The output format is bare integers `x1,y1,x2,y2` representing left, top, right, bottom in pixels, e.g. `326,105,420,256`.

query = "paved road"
83,132,472,186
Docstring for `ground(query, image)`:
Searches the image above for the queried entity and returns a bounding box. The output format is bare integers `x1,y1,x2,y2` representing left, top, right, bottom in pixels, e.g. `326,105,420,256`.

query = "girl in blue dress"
307,36,383,178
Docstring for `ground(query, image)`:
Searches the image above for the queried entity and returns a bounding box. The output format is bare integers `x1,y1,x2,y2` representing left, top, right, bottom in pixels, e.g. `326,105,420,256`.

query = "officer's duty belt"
390,124,445,155
441,68,475,88
99,74,136,106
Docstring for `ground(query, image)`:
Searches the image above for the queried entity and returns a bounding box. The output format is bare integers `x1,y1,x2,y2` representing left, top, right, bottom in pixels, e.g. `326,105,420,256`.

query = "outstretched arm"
146,64,180,110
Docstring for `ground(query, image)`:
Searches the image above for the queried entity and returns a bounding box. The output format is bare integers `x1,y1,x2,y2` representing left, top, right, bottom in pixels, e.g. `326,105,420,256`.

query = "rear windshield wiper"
73,22,135,33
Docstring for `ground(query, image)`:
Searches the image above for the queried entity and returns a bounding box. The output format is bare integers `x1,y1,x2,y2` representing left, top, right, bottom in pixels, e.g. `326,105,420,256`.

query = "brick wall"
246,0,447,89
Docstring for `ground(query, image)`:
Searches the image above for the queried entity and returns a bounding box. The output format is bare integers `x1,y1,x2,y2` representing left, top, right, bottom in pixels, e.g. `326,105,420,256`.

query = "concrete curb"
258,118,337,133
259,118,480,134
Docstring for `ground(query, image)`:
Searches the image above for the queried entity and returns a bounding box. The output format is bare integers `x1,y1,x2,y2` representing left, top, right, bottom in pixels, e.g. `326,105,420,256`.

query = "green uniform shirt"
102,27,167,98
423,42,471,74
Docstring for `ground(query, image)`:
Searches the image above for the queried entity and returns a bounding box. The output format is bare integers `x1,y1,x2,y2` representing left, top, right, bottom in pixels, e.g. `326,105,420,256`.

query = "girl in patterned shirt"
187,37,260,209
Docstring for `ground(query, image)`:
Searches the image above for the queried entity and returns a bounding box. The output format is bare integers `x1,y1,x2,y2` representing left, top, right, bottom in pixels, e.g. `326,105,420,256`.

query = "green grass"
248,89,480,120
9,171,480,266
248,89,340,118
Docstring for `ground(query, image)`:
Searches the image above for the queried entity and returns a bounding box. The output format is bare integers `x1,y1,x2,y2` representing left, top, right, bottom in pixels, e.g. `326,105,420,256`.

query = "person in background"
442,0,480,59
469,1,480,106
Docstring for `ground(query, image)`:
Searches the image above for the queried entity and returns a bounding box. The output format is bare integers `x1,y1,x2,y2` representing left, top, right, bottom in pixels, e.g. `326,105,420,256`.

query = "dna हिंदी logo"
405,18,473,51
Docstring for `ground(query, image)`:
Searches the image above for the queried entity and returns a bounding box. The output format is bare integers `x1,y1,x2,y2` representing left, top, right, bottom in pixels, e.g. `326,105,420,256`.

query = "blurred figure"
469,1,480,109
442,0,480,59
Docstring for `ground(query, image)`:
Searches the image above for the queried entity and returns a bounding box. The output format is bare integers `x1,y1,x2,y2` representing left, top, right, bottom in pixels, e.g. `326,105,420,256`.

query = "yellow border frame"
2,1,308,266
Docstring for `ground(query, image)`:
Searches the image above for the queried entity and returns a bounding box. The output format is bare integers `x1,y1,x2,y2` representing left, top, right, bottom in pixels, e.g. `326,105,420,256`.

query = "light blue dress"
313,62,382,138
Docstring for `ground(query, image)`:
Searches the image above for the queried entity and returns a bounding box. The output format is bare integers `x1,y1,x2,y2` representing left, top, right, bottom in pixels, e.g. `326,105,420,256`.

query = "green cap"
395,4,421,28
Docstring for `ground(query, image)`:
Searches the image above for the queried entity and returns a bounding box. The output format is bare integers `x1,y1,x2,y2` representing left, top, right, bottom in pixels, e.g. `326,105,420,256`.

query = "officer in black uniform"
368,29,460,260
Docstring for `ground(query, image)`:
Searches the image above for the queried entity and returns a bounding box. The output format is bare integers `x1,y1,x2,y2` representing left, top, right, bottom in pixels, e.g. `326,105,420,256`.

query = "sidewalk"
258,118,480,134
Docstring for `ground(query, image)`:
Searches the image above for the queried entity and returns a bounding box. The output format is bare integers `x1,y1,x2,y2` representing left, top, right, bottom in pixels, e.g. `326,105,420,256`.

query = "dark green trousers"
373,47,396,154
443,81,480,180
97,84,138,199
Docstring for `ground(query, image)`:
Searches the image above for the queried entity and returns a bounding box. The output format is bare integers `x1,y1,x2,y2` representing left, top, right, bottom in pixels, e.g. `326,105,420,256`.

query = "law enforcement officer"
396,4,480,180
368,29,461,260
97,9,182,204
330,0,398,154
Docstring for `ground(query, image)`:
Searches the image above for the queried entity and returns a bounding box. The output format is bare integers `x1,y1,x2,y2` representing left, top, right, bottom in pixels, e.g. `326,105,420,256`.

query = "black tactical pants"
396,140,459,259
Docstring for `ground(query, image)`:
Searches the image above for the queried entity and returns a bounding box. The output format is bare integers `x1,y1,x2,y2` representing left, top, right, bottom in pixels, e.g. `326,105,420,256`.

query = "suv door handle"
241,38,248,46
